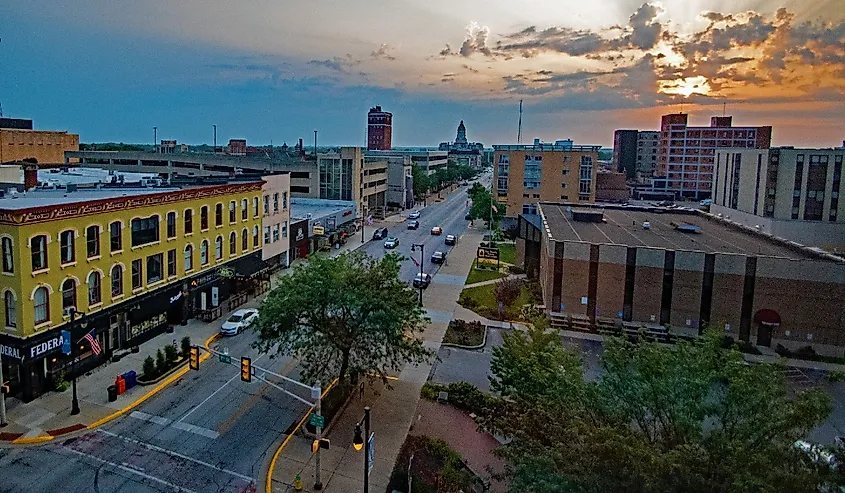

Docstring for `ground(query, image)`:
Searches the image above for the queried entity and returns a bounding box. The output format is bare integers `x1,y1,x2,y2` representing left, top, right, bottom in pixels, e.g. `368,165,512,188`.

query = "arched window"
200,240,209,265
229,232,236,256
5,291,16,328
2,237,13,273
200,206,209,230
31,235,48,271
111,265,123,297
88,271,102,305
215,236,223,260
61,279,76,312
241,199,248,220
184,245,193,271
34,286,49,324
241,228,248,252
253,226,259,248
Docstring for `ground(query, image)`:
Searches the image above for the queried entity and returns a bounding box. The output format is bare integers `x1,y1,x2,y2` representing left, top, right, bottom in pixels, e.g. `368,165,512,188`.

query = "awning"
753,309,781,326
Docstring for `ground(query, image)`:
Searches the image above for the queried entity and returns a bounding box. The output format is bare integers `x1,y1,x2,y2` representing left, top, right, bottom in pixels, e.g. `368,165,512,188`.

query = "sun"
659,76,711,97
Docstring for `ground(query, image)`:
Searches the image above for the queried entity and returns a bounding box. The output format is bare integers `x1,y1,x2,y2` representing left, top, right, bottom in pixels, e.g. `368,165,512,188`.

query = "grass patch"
498,243,516,264
458,280,542,321
465,261,506,284
443,320,485,346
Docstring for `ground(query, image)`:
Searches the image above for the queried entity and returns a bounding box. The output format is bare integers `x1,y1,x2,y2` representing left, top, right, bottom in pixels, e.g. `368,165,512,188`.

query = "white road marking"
66,447,200,493
99,430,253,483
130,411,171,426
129,410,220,439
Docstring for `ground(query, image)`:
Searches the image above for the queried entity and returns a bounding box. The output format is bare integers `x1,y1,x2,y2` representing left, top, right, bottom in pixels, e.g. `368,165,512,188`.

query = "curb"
0,333,220,446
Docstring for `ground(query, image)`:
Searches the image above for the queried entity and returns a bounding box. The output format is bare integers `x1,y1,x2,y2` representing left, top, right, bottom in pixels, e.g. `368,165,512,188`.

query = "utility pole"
517,99,523,144
153,127,158,153
412,243,425,306
213,125,217,154
314,380,323,491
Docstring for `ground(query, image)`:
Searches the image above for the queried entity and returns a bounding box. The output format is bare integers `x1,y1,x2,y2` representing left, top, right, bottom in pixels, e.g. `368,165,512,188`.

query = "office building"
0,120,79,164
517,203,845,357
385,156,414,210
636,131,660,183
712,147,845,251
367,106,392,151
657,114,772,199
493,138,601,216
318,147,387,219
595,172,628,202
364,149,448,177
228,139,247,156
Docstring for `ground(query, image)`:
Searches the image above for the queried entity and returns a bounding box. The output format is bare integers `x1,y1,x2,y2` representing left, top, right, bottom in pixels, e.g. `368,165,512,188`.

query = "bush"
164,344,178,364
444,320,485,346
53,370,70,392
458,292,478,309
420,382,490,414
142,356,157,380
155,349,167,375
180,336,191,359
508,265,525,275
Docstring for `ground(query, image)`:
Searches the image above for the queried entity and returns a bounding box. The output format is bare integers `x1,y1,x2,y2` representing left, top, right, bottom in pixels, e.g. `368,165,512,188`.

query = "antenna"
517,99,523,143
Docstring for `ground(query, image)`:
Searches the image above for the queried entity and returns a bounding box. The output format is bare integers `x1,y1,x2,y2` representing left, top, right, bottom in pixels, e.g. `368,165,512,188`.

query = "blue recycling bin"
122,370,137,390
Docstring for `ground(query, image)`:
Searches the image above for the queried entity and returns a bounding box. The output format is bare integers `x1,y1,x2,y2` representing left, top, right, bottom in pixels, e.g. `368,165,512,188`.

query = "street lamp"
69,308,88,416
352,406,372,493
411,243,424,306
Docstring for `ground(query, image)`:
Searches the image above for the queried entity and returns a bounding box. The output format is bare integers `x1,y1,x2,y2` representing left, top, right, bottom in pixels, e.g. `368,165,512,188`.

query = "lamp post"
352,406,372,493
361,214,366,244
69,308,88,416
213,124,217,154
411,243,424,306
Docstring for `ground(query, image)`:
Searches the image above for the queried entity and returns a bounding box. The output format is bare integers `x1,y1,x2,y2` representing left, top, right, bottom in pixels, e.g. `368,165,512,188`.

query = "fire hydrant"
293,474,303,491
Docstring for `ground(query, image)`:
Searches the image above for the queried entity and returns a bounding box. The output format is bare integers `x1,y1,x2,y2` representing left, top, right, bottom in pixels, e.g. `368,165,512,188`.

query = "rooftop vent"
570,209,604,223
671,222,701,234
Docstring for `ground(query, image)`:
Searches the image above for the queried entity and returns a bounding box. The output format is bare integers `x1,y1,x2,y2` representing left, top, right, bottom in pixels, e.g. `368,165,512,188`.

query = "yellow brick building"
0,128,79,164
0,180,265,401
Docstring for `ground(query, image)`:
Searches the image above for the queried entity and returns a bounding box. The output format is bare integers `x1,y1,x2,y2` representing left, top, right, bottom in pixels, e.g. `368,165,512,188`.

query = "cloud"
308,54,360,73
461,64,479,73
460,22,492,57
371,44,396,61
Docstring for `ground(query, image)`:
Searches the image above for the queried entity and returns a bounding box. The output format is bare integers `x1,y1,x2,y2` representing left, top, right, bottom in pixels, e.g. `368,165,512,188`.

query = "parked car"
461,181,469,186
464,213,472,221
407,210,421,220
220,308,258,336
372,227,389,240
431,251,446,264
430,226,442,235
384,237,399,249
444,234,457,246
412,273,432,288
407,220,420,230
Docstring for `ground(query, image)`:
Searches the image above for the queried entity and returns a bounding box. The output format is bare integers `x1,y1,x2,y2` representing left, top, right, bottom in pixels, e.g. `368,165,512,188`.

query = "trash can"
107,385,118,402
122,371,137,390
116,376,126,395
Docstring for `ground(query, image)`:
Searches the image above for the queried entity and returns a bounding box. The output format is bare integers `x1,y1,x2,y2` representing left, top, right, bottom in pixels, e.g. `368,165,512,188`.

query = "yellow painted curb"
265,378,338,493
12,435,55,445
87,333,221,430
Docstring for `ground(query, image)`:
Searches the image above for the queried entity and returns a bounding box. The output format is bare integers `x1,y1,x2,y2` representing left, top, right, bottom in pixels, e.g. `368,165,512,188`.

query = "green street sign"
309,414,325,428
219,354,232,364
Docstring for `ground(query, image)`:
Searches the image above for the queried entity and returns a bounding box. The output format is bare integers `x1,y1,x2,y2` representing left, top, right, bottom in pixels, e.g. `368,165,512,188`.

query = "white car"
407,210,421,220
384,237,400,249
220,308,258,336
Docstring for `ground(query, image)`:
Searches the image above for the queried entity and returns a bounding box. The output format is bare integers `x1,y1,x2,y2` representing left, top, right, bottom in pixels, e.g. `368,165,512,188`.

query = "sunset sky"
2,0,844,147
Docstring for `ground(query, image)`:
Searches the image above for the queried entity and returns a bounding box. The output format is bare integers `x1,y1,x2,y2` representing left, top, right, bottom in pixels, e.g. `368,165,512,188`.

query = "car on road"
407,220,420,230
444,234,457,246
407,210,421,219
461,181,469,186
383,237,399,249
430,226,442,235
372,227,389,240
412,272,432,288
464,213,472,220
220,308,258,336
431,251,446,264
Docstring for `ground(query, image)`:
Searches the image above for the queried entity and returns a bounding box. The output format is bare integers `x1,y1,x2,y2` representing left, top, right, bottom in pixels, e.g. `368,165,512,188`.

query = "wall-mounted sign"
326,217,336,230
313,225,325,236
296,228,305,241
0,343,23,361
218,267,235,279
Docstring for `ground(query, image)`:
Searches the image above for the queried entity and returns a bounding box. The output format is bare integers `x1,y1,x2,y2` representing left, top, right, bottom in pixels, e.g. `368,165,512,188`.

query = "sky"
1,0,844,148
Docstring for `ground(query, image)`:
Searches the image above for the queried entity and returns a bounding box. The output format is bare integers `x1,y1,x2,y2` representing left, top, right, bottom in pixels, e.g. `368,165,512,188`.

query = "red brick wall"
670,269,704,329
632,266,663,323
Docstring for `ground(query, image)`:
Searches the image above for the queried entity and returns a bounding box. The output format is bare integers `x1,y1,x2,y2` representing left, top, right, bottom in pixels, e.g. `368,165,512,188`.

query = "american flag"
82,329,102,356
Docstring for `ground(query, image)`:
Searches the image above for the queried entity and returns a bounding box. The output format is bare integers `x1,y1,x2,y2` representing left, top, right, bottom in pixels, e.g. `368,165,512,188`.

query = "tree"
467,182,487,201
493,278,522,318
412,165,431,200
482,329,836,493
254,252,434,384
469,186,506,226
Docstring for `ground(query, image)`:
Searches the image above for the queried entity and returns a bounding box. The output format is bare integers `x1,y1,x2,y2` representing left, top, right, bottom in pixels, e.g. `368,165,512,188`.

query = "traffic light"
189,346,200,371
240,357,251,382
311,439,330,452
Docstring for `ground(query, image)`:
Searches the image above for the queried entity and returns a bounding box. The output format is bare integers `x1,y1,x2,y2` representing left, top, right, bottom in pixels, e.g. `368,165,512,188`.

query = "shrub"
155,349,167,374
458,292,478,309
421,382,490,414
53,370,70,392
508,265,525,275
164,344,178,364
142,356,157,379
444,320,485,346
180,336,191,359
795,345,817,359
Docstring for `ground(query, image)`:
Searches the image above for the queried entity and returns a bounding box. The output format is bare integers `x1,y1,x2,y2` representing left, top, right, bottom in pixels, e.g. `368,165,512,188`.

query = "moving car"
430,226,442,235
431,251,446,264
407,220,420,230
412,273,432,288
372,227,389,240
407,210,421,220
444,234,457,246
384,237,399,249
220,308,258,336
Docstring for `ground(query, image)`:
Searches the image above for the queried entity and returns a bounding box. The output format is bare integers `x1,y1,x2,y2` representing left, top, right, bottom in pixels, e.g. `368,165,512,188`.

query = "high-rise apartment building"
636,131,659,182
367,106,392,151
613,130,660,184
613,130,638,180
657,114,772,199
493,139,601,216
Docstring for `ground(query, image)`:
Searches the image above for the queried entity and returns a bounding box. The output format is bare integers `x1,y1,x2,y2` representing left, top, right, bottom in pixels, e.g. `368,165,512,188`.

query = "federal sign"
477,247,500,261
30,334,66,360
0,343,23,361
309,413,325,429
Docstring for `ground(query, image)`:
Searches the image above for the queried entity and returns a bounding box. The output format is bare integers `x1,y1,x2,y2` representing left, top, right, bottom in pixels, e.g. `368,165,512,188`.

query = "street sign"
309,413,325,429
61,330,71,355
367,432,375,475
219,354,232,364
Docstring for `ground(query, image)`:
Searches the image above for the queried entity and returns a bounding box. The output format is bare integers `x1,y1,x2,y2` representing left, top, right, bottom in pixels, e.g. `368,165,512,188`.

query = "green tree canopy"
468,186,505,225
483,329,836,493
253,252,433,384
412,165,431,200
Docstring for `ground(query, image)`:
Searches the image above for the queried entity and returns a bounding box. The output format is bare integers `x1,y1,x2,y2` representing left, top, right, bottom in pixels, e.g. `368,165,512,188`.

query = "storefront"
290,218,310,260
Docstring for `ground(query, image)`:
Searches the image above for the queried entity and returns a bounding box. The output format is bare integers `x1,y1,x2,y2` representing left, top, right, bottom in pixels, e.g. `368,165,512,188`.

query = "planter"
136,357,189,386
130,346,140,354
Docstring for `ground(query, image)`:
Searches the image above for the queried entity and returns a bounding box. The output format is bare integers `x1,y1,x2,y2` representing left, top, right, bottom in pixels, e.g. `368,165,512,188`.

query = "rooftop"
494,139,601,152
538,203,825,260
290,197,356,221
0,186,179,210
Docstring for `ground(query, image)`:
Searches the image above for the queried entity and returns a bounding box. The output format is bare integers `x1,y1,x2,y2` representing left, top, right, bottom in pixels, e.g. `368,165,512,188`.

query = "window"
215,236,223,260
111,265,123,297
215,203,223,226
201,240,209,265
184,209,193,234
264,195,270,214
522,204,538,215
273,193,279,213
31,235,48,271
253,197,259,217
283,192,287,209
184,245,194,271
60,230,75,264
167,212,177,239
253,226,259,247
61,279,76,312
34,287,49,324
2,237,13,273
110,222,122,252
229,201,236,223
200,206,209,230
272,224,280,242
241,199,248,220
167,249,176,277
242,229,248,251
4,291,15,327
88,271,102,305
131,259,142,289
131,216,160,247
146,254,163,284
229,232,236,255
264,226,271,244
282,221,288,238
86,225,100,258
